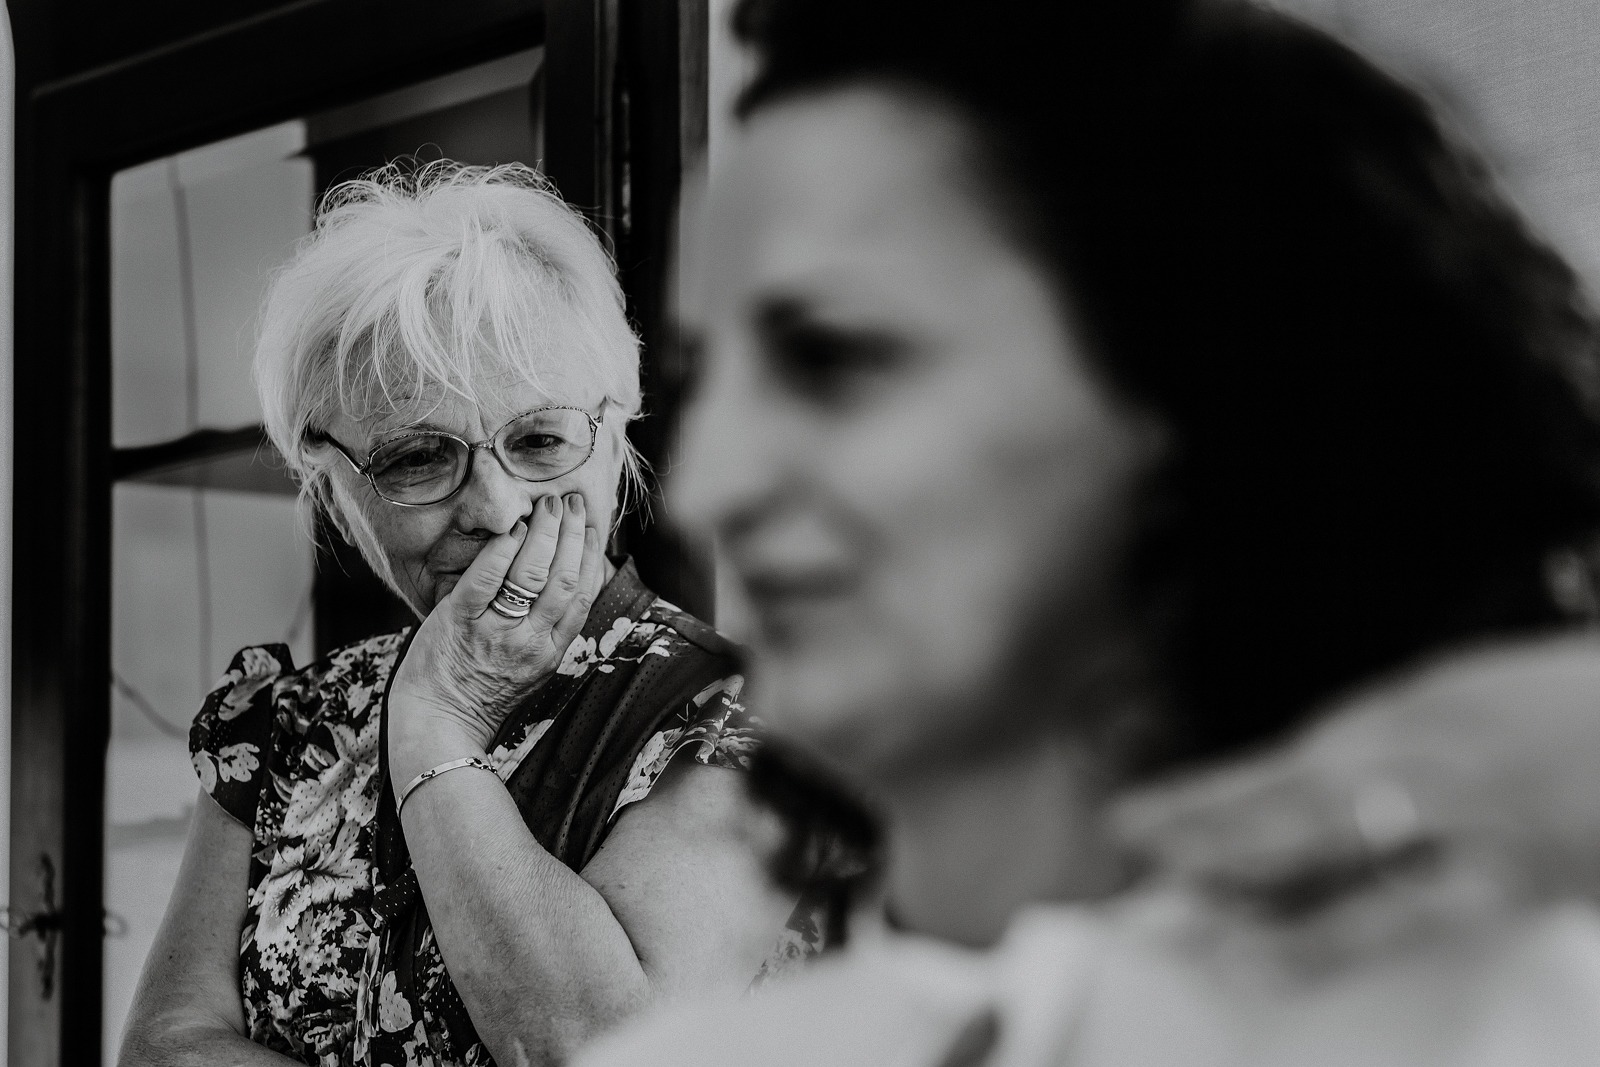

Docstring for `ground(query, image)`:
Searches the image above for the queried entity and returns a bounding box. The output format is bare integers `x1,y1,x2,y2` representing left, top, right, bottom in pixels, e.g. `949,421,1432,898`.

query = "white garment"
576,901,1600,1067
993,902,1600,1067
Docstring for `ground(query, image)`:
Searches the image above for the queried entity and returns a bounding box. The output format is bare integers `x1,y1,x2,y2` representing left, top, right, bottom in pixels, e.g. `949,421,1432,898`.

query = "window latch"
0,853,60,1000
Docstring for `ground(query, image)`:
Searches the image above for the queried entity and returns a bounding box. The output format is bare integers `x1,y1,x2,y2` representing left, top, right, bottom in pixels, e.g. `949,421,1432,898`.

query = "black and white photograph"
3,0,1600,1064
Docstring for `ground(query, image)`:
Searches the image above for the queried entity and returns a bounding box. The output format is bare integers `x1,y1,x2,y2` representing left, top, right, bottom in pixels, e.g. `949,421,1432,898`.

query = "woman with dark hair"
574,0,1600,1061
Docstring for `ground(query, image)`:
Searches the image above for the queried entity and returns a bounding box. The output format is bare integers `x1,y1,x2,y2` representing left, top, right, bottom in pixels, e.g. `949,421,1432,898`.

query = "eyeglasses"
315,406,604,507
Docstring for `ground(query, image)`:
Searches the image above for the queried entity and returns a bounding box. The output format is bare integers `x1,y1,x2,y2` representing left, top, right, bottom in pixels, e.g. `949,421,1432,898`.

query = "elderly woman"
119,163,812,1067
579,0,1600,1062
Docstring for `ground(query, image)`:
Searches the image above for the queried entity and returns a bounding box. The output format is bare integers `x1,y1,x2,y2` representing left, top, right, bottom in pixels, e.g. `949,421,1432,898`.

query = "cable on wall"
110,671,187,740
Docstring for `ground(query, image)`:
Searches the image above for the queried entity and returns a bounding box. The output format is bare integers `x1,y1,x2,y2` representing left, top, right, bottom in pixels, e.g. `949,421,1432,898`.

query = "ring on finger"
495,587,534,609
490,589,533,619
489,598,532,619
501,578,541,602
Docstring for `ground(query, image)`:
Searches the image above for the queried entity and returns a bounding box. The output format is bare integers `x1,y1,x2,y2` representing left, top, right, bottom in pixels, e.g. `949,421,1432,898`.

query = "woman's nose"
450,446,534,535
670,357,783,542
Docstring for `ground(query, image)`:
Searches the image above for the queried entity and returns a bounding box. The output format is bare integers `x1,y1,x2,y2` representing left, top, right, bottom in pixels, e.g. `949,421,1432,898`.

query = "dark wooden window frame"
7,1,706,1061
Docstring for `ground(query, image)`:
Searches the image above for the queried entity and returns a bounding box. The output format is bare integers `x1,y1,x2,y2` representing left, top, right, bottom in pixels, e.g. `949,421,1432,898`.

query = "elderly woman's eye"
371,437,456,484
507,431,566,454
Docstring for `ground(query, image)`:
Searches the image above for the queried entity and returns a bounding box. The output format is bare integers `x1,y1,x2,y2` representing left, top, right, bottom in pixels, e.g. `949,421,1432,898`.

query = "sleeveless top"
190,559,825,1066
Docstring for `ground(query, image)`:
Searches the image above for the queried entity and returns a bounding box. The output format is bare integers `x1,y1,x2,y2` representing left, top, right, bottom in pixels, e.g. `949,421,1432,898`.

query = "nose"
449,444,535,536
670,349,784,544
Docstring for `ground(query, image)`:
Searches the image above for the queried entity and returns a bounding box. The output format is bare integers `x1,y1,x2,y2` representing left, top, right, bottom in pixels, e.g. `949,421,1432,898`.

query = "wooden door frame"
547,0,713,614
8,1,703,1061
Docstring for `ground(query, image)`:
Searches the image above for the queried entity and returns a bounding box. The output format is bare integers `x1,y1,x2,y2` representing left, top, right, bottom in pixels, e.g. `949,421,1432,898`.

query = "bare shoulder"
585,757,784,883
165,788,257,936
577,758,796,992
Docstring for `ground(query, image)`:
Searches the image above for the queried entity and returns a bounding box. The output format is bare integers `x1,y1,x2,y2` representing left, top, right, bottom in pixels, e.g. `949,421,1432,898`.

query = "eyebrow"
368,405,587,447
368,418,450,445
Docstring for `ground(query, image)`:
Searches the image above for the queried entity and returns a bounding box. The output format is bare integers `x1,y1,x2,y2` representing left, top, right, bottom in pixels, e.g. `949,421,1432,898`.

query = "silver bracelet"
396,756,498,815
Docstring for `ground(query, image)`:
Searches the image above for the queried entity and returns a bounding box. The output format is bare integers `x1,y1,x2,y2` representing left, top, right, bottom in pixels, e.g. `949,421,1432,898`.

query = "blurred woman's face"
674,88,1162,781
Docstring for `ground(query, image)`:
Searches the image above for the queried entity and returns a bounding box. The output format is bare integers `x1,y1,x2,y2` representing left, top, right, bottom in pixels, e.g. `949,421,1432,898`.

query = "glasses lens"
498,409,595,481
368,434,468,504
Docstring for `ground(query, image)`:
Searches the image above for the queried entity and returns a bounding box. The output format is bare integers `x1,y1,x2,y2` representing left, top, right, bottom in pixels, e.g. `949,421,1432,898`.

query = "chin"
755,645,939,785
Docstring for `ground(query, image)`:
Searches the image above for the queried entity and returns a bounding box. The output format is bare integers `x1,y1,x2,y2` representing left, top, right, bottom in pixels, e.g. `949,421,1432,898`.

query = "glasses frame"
316,405,605,507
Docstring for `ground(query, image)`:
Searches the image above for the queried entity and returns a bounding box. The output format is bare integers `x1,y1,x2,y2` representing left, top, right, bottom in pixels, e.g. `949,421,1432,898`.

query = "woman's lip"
740,571,858,610
743,573,853,597
740,574,855,646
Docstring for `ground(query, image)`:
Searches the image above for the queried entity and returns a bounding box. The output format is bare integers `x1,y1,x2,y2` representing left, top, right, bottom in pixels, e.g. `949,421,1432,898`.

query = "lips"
738,570,858,645
742,571,855,601
429,567,471,597
428,542,489,576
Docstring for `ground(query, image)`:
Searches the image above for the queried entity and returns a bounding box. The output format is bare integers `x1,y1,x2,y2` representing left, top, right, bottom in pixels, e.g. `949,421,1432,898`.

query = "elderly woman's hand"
389,491,606,756
1108,632,1600,969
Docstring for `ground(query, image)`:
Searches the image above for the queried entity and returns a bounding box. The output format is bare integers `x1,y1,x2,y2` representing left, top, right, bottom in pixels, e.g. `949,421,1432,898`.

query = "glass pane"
112,122,313,447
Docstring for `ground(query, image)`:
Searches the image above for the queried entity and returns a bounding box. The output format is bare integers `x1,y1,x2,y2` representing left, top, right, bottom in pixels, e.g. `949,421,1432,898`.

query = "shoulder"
631,598,748,709
190,629,412,821
641,597,741,660
263,627,414,727
202,628,413,708
581,558,742,675
565,593,745,699
287,627,413,695
603,602,759,815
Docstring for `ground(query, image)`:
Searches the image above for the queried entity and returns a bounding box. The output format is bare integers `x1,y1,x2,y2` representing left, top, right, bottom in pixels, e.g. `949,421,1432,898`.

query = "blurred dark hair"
733,0,1600,776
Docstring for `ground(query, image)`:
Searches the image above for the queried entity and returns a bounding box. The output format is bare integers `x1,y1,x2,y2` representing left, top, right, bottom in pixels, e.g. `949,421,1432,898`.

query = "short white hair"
255,161,645,585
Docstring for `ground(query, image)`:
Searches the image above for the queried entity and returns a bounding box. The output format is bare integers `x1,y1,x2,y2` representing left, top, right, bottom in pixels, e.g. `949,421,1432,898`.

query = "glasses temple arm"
305,430,369,475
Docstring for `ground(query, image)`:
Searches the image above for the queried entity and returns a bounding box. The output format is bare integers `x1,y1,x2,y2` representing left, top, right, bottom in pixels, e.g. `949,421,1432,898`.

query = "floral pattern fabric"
190,560,821,1067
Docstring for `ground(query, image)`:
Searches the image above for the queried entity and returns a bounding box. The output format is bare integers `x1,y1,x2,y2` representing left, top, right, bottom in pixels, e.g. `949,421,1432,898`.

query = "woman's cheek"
378,514,449,607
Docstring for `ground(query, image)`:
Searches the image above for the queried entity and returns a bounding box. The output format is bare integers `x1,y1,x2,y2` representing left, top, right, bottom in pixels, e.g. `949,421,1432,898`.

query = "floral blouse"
190,559,824,1067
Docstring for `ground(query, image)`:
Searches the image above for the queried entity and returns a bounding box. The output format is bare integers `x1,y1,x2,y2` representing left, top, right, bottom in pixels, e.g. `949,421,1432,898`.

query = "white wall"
1271,0,1600,297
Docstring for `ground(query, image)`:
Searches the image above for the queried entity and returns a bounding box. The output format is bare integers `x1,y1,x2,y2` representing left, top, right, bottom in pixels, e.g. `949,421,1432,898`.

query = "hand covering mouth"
428,538,499,576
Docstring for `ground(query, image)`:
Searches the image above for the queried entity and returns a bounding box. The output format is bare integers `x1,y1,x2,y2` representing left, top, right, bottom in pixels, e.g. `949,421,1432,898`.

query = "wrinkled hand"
390,492,606,756
1109,631,1600,969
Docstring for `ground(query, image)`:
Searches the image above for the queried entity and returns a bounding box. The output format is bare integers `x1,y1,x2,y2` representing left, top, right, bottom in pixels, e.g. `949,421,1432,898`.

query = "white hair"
255,160,645,592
